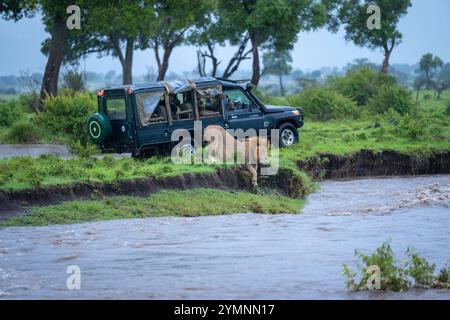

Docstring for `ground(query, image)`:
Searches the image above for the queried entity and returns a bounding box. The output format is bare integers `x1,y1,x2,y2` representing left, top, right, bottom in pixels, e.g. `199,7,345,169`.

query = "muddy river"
0,175,449,299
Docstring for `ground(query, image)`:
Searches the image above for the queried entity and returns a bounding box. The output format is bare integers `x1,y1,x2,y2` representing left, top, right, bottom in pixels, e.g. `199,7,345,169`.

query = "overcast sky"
0,0,449,76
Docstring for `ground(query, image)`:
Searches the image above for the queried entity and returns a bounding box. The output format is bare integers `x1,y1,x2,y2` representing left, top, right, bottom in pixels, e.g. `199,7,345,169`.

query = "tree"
218,0,327,86
295,77,320,91
189,6,252,79
139,0,212,81
434,63,450,100
1,0,77,108
413,73,427,101
339,0,412,74
418,53,444,91
262,50,293,96
84,1,154,85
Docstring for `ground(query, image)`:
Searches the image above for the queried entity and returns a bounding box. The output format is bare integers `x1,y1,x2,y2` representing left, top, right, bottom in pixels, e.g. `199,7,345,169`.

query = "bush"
368,84,415,115
343,241,409,291
0,102,25,126
423,93,432,100
328,67,396,106
396,114,430,141
286,87,359,121
343,241,450,291
39,92,97,143
6,121,38,144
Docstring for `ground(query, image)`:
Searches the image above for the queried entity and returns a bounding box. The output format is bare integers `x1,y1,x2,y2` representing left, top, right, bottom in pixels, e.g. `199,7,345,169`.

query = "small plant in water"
343,241,450,291
343,241,409,291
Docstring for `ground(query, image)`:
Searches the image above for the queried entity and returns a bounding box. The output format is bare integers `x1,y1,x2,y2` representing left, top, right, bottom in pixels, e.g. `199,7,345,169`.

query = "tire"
278,123,299,148
87,113,112,145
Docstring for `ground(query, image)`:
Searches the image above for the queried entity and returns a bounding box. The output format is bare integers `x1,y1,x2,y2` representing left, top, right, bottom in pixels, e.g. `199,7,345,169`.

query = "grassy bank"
0,188,302,226
0,154,215,191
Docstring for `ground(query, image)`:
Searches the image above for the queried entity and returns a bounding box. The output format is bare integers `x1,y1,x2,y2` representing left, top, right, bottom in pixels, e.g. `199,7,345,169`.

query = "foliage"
38,92,97,143
419,53,444,89
218,0,328,84
263,50,293,77
62,69,86,92
5,121,39,144
0,101,25,126
367,84,415,115
343,241,450,291
343,241,409,291
328,67,397,106
338,0,412,72
286,87,359,120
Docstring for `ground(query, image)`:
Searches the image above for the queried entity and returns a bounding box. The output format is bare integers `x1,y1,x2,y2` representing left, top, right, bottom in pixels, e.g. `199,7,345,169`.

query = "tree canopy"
339,0,412,73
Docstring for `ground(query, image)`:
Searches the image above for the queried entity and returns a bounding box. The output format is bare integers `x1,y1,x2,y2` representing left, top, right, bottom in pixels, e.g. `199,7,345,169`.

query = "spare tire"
87,112,112,145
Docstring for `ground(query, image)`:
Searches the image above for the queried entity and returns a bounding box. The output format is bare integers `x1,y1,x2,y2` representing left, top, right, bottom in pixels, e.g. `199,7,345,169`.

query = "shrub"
5,121,38,143
368,84,415,115
328,67,396,106
286,87,359,121
343,241,409,291
0,101,24,126
39,92,97,143
343,241,450,291
396,114,430,141
423,93,432,100
445,101,450,116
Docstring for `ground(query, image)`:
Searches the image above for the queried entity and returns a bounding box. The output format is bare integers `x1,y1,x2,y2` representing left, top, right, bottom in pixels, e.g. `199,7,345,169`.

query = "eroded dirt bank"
0,167,306,213
298,150,450,179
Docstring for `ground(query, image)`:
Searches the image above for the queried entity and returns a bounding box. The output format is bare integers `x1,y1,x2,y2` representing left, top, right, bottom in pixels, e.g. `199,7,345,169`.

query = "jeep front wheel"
278,123,299,147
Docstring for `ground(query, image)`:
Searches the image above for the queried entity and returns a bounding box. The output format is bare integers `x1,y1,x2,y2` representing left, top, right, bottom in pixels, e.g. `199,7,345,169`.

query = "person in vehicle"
168,93,180,117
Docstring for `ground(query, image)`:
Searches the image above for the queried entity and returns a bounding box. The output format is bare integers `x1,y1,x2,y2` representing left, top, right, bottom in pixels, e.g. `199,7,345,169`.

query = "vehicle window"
169,91,195,121
198,94,222,118
224,89,257,112
107,97,126,120
136,92,168,126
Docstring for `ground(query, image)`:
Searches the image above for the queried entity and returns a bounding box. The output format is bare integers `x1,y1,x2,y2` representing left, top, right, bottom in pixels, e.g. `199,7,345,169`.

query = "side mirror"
246,82,253,92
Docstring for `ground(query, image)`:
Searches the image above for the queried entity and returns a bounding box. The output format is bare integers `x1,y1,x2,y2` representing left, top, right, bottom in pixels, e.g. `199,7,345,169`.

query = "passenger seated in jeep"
149,99,168,122
168,93,180,117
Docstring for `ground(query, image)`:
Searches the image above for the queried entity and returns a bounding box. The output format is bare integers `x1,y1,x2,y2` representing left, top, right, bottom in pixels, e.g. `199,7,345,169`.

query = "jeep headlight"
292,110,300,115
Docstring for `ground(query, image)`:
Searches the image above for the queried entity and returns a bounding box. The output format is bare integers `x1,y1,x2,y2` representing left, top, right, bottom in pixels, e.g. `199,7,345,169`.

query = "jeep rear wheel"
278,123,299,147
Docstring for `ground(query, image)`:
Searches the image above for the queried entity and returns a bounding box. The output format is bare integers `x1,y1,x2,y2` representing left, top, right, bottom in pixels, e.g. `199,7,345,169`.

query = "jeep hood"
264,105,296,113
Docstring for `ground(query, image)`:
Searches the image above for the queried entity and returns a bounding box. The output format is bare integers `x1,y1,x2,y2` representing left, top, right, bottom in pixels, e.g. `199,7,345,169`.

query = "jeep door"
134,90,172,147
103,92,134,151
223,88,266,132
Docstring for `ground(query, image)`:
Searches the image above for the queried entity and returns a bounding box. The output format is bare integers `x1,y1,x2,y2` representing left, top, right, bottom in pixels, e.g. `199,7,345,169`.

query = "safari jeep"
87,77,304,157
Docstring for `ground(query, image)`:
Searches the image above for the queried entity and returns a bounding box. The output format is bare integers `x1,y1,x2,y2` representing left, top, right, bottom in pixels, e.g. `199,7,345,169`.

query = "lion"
203,125,269,186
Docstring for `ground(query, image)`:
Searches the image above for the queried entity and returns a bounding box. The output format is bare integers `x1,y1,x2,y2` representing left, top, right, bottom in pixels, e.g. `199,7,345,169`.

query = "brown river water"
0,175,449,299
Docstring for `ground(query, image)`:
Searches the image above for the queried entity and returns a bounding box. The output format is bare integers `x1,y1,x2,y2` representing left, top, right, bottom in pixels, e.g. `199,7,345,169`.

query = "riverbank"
0,188,302,227
1,147,449,226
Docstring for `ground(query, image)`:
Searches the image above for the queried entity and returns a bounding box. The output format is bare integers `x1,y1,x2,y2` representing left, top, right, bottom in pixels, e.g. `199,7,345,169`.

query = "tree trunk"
279,75,285,96
122,39,134,85
250,35,260,86
39,14,67,107
381,49,391,74
157,46,173,81
416,88,420,101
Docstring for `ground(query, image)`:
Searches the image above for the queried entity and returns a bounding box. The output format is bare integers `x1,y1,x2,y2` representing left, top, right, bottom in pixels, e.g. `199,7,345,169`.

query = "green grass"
0,154,215,191
0,188,302,226
281,116,450,163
